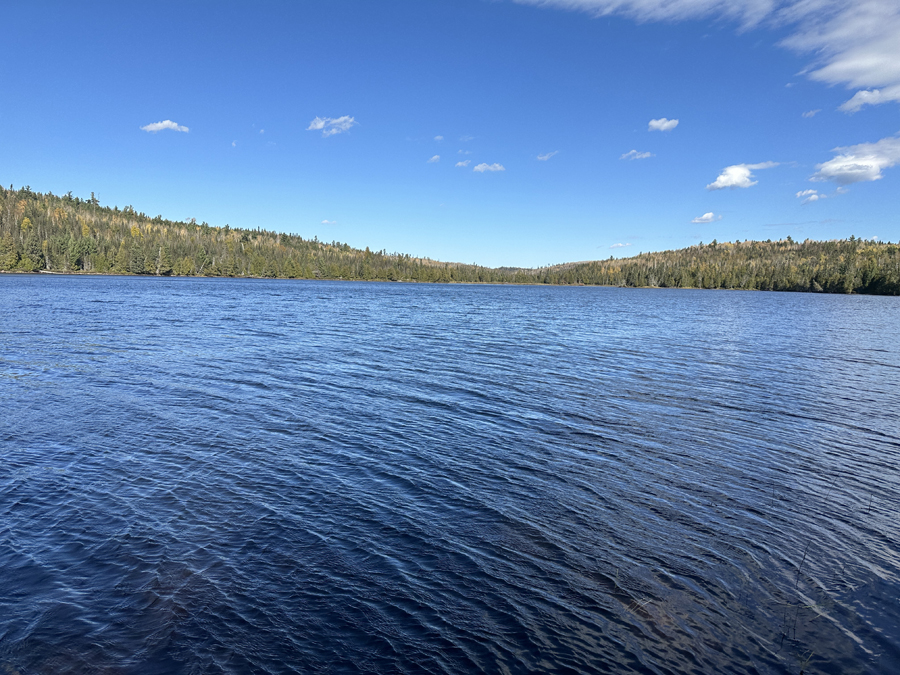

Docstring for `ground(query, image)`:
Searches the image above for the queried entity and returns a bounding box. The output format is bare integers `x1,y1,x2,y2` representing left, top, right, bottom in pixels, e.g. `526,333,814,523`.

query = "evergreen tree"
114,241,130,274
0,234,18,270
128,243,145,274
18,233,43,271
156,245,173,275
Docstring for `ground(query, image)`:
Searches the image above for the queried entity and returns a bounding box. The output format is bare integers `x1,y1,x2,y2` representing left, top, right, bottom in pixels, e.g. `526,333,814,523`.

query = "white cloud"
231,141,236,147
537,151,559,161
648,117,678,131
515,1,900,112
795,189,830,203
322,220,337,225
140,120,189,133
609,242,632,249
811,133,900,185
789,3,900,113
434,135,444,141
802,109,821,118
260,129,265,134
460,135,475,142
473,163,505,172
427,155,440,163
455,160,471,167
706,161,778,190
620,149,653,160
691,212,722,223
458,149,472,155
307,116,357,137
839,89,898,113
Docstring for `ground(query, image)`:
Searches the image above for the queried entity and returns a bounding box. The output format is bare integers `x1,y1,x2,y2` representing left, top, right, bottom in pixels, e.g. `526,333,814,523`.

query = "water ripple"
1,276,899,673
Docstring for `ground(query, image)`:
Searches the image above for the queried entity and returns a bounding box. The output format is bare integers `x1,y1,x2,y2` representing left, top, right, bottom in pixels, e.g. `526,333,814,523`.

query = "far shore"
0,269,880,294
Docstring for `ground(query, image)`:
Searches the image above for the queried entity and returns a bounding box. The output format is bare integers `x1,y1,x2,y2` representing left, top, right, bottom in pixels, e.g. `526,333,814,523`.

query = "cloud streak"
516,1,900,112
473,163,505,172
537,151,559,161
141,120,189,133
706,161,778,190
691,212,722,223
609,242,632,249
620,149,653,160
307,115,357,137
455,160,471,167
427,155,440,163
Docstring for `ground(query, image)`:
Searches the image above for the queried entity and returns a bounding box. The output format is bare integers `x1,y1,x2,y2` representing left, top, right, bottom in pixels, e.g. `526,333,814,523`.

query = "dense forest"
2,184,898,294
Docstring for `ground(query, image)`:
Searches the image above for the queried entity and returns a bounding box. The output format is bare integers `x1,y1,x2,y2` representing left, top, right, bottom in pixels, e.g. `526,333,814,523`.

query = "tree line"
1,184,898,294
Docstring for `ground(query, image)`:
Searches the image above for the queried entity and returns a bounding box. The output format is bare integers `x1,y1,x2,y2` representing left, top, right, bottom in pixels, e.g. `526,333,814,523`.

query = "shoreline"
1,269,880,294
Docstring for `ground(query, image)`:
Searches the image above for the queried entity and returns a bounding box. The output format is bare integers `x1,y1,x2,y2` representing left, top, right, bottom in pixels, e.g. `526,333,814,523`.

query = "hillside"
1,184,898,294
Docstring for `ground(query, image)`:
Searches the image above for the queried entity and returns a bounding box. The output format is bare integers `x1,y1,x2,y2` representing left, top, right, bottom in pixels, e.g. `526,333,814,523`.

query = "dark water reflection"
1,276,899,674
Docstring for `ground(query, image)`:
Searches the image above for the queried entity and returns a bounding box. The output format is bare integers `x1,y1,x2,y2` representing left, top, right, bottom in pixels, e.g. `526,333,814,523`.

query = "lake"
1,275,899,674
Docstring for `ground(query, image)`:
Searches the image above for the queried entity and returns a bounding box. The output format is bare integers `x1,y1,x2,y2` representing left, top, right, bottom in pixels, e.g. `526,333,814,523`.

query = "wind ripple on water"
1,276,899,674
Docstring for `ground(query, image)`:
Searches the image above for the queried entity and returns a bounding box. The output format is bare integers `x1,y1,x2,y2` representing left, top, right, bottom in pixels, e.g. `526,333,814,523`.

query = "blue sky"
1,0,897,267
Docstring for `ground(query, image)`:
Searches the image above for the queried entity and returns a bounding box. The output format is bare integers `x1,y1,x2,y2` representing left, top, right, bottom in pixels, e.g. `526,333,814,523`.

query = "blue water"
2,275,899,674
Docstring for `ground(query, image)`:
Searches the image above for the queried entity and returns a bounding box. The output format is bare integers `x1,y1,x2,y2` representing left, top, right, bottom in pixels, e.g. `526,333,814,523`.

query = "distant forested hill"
545,238,900,295
1,184,898,294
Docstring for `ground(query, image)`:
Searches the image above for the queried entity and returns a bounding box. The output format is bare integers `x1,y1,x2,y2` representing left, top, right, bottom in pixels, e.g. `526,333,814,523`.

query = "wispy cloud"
620,149,653,160
811,132,900,184
455,160,471,167
140,120,189,133
460,135,475,142
434,135,444,141
427,155,440,163
537,151,559,161
839,90,894,113
473,163,505,172
231,141,236,147
307,116,357,137
648,117,678,131
321,220,337,225
516,1,900,113
609,242,632,249
458,149,472,155
802,109,821,118
706,161,778,190
691,212,722,223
